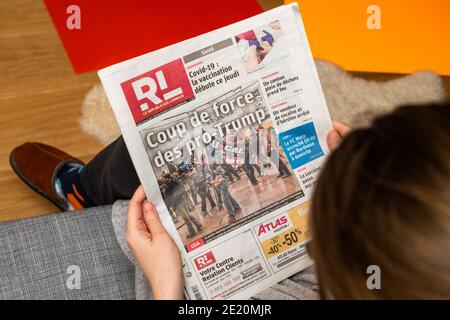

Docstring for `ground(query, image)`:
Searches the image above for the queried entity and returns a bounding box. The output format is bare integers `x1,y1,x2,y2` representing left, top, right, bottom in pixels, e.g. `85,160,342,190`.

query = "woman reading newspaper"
9,103,450,299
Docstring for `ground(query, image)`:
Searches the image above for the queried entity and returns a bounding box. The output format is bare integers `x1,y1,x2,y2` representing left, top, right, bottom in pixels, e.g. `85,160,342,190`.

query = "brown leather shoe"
9,142,84,211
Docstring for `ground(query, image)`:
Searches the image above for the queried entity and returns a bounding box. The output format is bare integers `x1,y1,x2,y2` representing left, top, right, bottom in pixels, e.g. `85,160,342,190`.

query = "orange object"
286,0,450,75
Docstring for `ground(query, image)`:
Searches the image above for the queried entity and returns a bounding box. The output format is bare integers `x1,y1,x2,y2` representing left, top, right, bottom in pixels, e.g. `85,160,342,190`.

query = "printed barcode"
192,285,203,300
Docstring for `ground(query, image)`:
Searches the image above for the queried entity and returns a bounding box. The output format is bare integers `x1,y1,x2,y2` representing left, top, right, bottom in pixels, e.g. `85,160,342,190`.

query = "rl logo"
193,251,216,271
121,58,195,124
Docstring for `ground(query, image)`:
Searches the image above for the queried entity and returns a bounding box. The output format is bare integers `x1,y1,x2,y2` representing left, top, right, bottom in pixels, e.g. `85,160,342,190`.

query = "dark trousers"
276,157,291,176
80,137,139,206
222,164,240,180
252,164,262,176
242,164,258,185
199,190,216,213
217,182,240,215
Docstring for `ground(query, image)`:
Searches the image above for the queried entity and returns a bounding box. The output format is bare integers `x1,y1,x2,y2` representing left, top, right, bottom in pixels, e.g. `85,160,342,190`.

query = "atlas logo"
121,58,194,124
257,215,288,236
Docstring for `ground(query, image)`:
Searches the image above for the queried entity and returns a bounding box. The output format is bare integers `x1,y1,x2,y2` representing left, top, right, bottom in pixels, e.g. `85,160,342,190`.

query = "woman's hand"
126,185,184,300
327,120,351,151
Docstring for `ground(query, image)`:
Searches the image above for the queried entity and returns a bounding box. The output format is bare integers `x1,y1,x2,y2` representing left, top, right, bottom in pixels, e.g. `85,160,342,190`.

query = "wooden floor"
0,0,103,221
0,0,449,222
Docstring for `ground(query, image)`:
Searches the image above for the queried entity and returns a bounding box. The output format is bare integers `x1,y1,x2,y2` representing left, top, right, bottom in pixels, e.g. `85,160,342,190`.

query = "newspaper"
98,3,332,300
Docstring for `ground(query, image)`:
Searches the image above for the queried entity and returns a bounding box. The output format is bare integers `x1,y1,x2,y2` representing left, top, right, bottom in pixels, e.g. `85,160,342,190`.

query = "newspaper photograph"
138,81,304,246
99,3,333,300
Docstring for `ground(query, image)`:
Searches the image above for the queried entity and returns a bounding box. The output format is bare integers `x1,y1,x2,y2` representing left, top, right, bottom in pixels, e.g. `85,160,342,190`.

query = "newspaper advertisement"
98,4,333,300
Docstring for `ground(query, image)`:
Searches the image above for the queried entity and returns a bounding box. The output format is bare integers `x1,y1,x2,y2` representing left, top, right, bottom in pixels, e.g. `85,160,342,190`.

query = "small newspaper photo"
99,3,333,300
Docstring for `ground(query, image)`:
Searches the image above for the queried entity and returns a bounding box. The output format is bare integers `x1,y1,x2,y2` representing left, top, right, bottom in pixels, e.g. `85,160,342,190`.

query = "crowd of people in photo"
157,124,293,239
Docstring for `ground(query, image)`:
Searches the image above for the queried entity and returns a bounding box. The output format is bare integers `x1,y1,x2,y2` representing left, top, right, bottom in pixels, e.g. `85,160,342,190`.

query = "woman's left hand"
327,120,351,151
126,185,184,300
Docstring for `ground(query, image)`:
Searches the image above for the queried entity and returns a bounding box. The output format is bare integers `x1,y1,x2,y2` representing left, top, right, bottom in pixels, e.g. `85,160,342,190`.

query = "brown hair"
311,103,450,299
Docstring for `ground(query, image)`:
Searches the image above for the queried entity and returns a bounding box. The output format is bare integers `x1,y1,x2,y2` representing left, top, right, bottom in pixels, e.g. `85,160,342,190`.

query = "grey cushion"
0,206,135,300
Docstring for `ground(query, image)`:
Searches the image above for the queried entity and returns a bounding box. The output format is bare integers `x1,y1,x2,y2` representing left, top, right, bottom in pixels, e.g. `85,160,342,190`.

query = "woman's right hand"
327,120,351,151
126,186,184,300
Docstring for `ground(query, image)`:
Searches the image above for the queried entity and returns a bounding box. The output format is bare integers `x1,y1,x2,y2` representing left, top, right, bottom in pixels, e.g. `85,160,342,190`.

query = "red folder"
44,0,262,74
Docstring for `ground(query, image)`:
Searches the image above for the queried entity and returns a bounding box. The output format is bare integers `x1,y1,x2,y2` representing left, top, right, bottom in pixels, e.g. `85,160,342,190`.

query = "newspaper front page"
99,4,332,300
